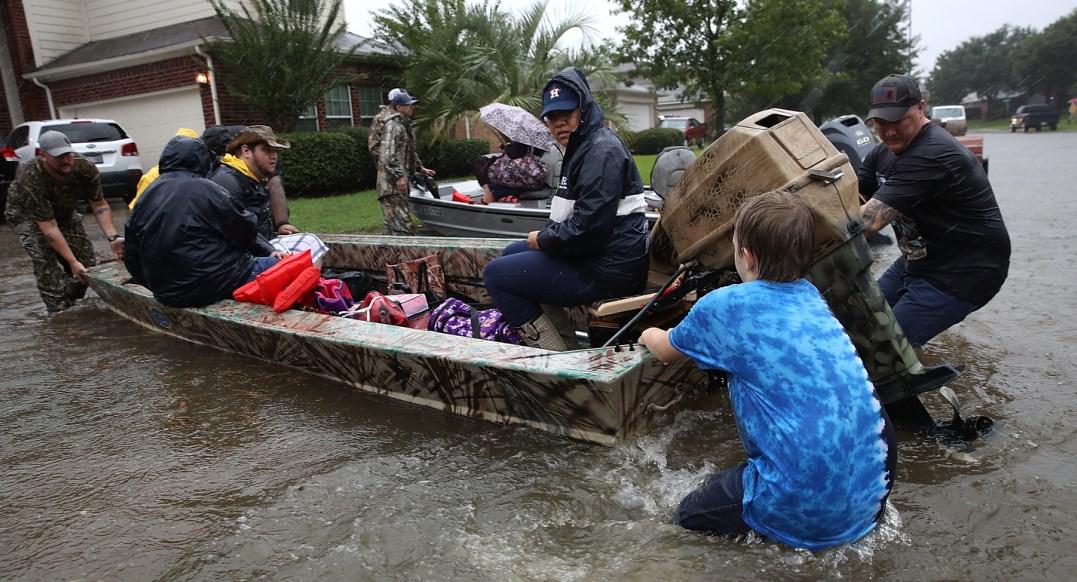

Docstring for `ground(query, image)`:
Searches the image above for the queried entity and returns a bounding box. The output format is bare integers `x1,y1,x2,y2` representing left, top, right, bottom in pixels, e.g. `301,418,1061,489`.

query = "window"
325,84,353,129
8,125,29,149
358,86,383,127
295,103,318,132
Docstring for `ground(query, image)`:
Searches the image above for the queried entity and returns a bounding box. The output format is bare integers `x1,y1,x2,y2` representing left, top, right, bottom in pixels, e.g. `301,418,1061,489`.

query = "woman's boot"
516,313,568,351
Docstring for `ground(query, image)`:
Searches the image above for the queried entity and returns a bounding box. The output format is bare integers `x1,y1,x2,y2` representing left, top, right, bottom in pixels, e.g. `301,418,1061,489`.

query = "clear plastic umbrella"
478,103,557,151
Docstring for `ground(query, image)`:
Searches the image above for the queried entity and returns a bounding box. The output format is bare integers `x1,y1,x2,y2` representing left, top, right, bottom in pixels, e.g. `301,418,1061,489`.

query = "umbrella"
478,103,557,151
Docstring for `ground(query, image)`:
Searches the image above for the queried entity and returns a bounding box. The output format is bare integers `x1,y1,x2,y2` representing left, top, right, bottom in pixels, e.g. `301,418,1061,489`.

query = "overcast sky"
343,0,1075,74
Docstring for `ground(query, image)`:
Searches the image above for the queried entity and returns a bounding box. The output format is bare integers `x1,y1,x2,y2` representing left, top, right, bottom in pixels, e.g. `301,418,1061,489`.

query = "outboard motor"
649,108,960,405
648,146,696,209
819,114,876,175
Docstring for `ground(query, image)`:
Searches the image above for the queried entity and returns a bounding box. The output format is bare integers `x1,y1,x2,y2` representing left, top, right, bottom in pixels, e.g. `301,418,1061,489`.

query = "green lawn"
290,152,692,234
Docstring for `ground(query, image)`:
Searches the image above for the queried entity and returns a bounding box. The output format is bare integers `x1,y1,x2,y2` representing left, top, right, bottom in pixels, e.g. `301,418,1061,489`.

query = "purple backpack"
427,298,522,345
486,151,547,190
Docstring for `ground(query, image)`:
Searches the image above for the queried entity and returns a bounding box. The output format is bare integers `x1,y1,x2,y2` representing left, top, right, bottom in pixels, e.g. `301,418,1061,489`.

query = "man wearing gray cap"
857,74,1010,347
375,88,435,235
4,130,125,313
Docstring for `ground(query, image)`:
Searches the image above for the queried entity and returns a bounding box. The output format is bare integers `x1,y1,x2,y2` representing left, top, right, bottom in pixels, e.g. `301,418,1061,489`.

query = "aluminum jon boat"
86,108,962,444
84,234,706,445
409,179,662,238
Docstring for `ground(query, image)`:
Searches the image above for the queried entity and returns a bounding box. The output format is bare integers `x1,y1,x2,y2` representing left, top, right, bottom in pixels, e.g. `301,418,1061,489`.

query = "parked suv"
4,119,143,201
929,105,967,136
1010,104,1060,132
658,116,708,147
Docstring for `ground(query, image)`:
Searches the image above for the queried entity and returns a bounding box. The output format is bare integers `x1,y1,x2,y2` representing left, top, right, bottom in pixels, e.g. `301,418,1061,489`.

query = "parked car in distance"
658,116,707,147
1010,104,1060,132
929,105,967,136
5,119,143,201
0,135,19,220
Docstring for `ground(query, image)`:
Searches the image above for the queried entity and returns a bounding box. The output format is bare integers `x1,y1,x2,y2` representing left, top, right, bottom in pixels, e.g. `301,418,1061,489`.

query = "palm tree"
373,0,626,140
209,0,356,131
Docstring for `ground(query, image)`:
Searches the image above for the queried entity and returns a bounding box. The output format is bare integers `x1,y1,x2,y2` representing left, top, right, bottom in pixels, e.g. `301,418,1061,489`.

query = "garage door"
59,87,205,170
621,102,653,132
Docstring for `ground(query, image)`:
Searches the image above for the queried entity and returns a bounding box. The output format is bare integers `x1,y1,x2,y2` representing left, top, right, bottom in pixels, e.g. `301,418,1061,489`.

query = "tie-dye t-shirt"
669,279,891,550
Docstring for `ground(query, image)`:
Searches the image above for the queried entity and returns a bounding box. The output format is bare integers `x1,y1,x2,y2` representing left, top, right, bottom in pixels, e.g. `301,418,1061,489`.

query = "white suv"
5,119,144,201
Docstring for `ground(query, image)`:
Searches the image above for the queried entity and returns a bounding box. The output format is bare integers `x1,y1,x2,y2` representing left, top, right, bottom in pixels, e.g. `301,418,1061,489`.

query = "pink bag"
312,278,354,314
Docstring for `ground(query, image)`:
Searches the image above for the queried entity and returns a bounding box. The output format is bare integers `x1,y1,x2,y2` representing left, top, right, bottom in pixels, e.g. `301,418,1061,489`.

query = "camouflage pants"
11,215,97,312
376,189,415,236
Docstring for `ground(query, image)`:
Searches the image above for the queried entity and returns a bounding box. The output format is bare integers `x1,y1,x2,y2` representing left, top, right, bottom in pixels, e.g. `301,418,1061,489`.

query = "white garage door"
59,87,205,170
621,102,653,132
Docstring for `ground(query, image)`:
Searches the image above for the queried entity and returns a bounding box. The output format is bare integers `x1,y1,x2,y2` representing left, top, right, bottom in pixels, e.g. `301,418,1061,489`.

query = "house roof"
34,16,229,73
30,16,396,79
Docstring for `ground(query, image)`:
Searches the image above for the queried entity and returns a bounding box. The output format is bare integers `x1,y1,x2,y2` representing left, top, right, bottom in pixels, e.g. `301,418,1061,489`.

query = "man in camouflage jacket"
4,131,125,312
376,89,435,235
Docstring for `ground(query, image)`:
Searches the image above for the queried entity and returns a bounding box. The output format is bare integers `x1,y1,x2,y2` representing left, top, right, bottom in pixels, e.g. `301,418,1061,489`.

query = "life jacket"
233,249,313,305
272,266,322,313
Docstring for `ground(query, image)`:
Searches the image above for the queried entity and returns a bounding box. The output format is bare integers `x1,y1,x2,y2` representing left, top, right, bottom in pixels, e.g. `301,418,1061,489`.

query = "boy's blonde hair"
732,191,816,282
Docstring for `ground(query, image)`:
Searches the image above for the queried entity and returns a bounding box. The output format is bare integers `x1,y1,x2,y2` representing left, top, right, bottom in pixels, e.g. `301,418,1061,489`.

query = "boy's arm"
640,327,687,364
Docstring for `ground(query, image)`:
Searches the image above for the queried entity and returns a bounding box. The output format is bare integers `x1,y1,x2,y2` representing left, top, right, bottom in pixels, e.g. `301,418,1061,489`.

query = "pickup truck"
1010,104,1060,132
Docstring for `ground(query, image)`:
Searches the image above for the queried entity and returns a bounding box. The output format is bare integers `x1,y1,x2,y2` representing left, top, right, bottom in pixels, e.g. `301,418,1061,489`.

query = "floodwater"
2,131,1075,581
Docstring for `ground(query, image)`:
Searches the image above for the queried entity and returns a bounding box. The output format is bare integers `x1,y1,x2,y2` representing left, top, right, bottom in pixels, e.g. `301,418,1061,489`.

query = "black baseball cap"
866,74,923,122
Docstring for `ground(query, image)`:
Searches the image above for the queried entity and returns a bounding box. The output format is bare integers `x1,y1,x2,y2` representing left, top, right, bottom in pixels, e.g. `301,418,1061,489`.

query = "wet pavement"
1,131,1075,580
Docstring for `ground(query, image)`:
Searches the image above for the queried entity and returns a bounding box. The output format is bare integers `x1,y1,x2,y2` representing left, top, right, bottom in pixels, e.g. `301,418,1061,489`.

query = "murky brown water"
2,131,1075,580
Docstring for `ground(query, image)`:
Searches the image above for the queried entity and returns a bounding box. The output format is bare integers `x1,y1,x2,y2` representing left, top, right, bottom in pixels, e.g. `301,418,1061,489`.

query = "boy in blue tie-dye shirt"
641,191,896,551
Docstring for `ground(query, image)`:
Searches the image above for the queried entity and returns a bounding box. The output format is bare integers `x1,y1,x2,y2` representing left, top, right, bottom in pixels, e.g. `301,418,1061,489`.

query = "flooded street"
2,131,1075,580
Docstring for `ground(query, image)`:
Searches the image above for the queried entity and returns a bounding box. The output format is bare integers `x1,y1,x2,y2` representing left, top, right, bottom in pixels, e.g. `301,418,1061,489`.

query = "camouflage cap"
226,125,291,154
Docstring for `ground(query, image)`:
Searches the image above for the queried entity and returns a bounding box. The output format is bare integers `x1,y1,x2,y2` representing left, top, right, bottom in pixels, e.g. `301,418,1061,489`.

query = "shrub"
278,131,363,197
420,139,491,178
333,126,376,188
633,128,685,155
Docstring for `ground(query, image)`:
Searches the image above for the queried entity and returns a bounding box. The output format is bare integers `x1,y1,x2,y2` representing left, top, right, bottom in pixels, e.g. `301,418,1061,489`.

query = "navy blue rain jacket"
123,136,264,308
536,68,649,291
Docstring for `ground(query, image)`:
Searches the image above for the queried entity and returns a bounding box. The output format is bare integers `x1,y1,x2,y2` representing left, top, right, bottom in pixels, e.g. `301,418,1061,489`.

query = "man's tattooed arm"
859,197,902,237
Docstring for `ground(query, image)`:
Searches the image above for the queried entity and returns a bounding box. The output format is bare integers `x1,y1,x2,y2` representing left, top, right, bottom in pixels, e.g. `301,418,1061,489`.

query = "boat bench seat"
589,293,661,318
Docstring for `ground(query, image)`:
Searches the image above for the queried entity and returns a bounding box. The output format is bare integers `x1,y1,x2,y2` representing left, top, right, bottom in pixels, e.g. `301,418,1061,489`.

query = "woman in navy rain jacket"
484,67,650,350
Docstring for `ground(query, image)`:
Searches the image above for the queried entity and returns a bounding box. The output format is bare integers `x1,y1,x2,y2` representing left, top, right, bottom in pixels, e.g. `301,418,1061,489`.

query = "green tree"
1014,8,1077,101
786,0,916,122
373,0,623,140
927,25,1034,106
209,0,356,131
615,0,844,131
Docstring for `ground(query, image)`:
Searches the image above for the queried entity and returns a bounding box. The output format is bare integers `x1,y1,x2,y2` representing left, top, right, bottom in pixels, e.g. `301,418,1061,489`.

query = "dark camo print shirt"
4,156,102,225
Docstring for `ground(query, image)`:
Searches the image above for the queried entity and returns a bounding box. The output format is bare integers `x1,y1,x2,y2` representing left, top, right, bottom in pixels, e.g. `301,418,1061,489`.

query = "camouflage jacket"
368,105,391,160
377,110,423,182
3,156,102,225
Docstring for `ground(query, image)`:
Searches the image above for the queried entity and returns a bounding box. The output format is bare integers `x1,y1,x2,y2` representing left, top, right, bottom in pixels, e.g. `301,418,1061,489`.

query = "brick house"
0,0,399,166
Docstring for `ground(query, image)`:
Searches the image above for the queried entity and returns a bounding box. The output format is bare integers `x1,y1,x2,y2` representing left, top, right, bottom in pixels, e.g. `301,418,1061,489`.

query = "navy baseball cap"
541,81,580,118
866,74,923,122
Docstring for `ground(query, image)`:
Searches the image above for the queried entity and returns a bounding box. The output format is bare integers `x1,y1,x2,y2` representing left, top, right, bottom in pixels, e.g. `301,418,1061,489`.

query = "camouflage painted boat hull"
84,235,707,446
